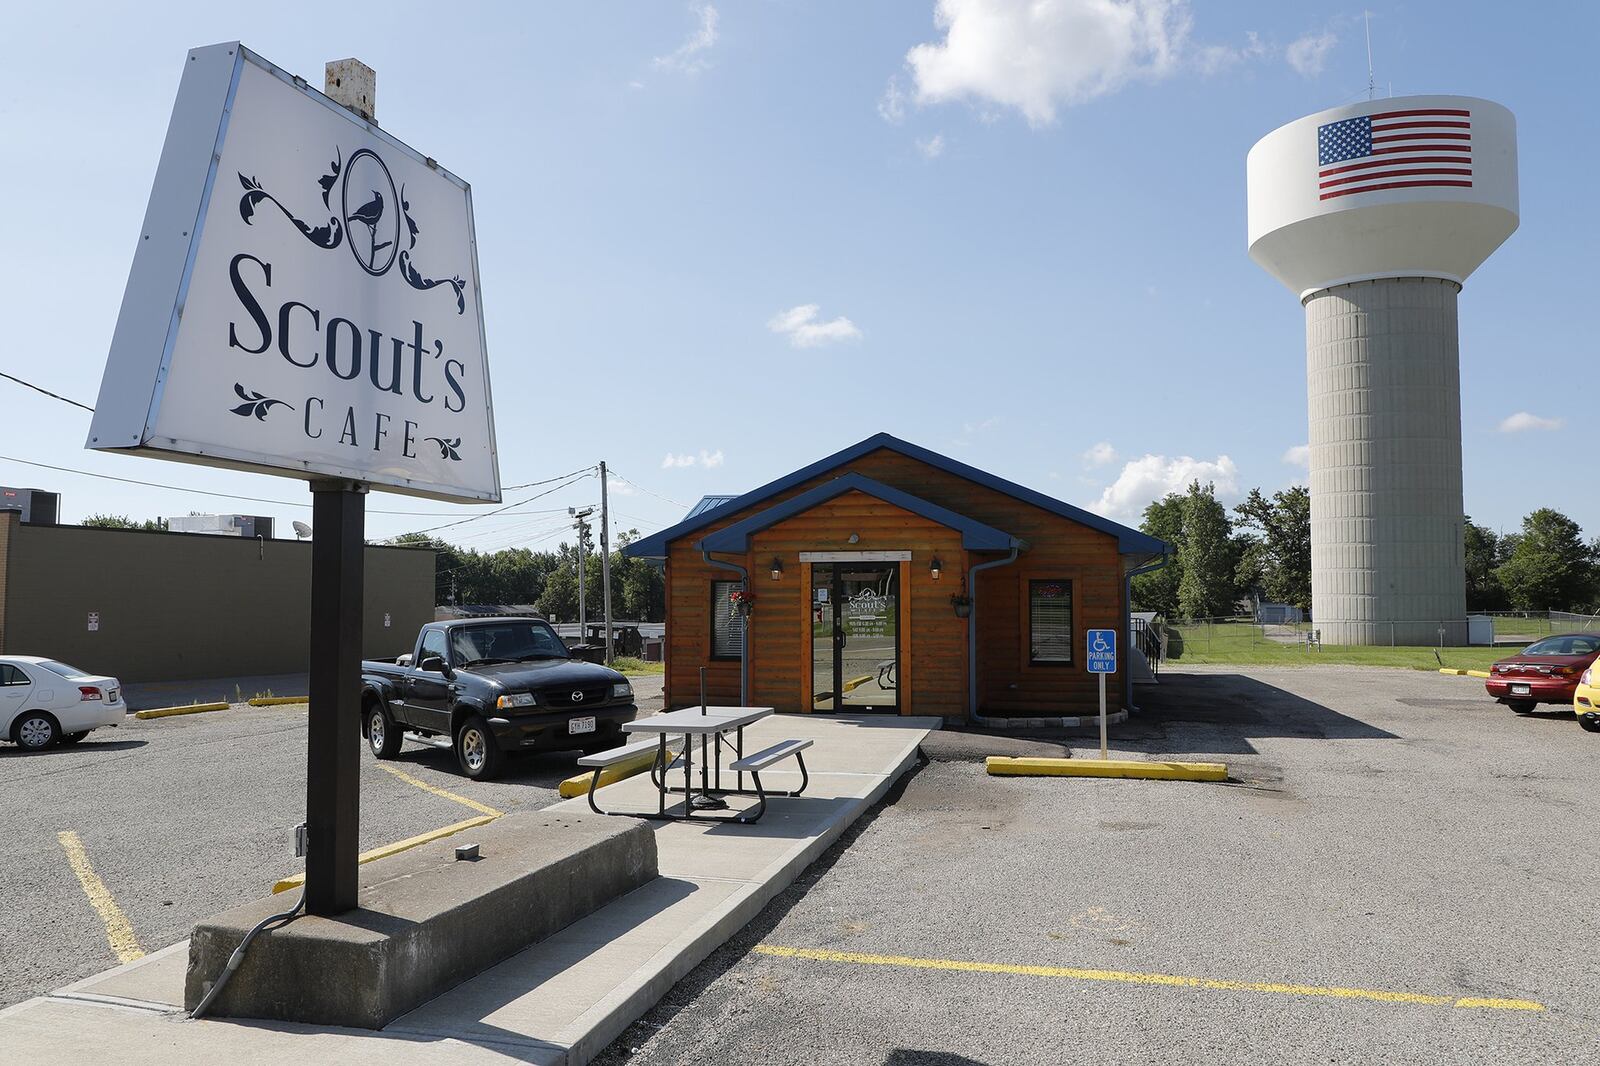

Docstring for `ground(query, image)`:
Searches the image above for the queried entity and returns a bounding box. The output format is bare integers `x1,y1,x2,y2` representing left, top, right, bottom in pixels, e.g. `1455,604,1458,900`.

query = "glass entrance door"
810,563,899,713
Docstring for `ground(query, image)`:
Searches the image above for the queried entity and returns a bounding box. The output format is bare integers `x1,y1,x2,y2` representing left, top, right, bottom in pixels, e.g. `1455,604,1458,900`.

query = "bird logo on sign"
236,145,466,313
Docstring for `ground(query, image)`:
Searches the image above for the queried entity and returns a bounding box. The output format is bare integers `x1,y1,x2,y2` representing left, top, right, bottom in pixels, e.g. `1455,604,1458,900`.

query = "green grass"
611,657,664,676
1166,621,1506,671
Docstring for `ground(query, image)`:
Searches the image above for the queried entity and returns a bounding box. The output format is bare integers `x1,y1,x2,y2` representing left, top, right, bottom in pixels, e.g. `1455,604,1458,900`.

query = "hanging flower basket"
730,587,755,617
951,593,972,619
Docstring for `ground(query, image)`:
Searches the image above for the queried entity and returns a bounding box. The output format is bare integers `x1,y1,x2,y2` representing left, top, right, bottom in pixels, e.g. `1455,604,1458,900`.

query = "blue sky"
2,1,1595,553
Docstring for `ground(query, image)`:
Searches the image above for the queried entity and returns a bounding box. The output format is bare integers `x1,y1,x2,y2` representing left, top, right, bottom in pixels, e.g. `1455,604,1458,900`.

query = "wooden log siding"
661,448,1125,718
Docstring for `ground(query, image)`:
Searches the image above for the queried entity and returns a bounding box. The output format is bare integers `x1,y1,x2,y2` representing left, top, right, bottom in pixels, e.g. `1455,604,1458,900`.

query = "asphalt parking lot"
597,667,1599,1065
0,674,663,1008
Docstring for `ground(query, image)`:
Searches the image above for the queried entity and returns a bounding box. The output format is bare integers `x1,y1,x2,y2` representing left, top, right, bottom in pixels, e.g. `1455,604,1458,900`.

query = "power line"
606,469,687,510
0,371,95,413
385,472,595,539
0,453,597,517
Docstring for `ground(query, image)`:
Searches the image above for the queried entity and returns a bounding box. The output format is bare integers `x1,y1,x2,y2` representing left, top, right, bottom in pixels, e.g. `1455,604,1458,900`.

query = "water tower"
1247,95,1518,645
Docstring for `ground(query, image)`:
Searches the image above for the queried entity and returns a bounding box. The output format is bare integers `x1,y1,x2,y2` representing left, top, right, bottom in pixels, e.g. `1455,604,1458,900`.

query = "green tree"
1132,494,1184,615
1495,508,1598,611
1463,516,1510,612
82,513,166,531
1233,486,1311,611
1177,481,1238,619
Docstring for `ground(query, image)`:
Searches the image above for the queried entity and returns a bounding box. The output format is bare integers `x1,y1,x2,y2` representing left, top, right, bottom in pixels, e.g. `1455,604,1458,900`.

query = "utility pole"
570,506,594,642
599,461,613,663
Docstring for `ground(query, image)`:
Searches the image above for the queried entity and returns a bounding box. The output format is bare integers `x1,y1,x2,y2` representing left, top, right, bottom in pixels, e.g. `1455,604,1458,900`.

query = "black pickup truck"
361,617,638,780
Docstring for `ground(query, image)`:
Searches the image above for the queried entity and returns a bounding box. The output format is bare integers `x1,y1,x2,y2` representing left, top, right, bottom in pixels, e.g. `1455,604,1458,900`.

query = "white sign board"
87,612,100,632
88,43,500,503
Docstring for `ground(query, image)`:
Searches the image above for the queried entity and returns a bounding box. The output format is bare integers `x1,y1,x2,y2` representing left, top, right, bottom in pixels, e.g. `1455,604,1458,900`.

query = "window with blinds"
1028,580,1074,664
711,580,745,659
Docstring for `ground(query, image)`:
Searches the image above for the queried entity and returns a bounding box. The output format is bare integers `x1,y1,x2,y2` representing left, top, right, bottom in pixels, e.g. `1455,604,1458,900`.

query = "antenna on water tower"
1364,11,1376,101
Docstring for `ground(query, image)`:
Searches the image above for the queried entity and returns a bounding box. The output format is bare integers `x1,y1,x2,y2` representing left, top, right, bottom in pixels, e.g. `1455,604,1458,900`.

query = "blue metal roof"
683,495,740,520
698,473,1018,553
623,432,1170,558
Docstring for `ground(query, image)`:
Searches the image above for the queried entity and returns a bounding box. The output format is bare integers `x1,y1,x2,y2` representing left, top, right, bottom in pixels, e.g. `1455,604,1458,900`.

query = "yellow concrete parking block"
246,695,309,706
557,743,679,799
133,701,228,720
272,814,496,894
752,945,1545,1012
1437,668,1492,678
986,756,1228,782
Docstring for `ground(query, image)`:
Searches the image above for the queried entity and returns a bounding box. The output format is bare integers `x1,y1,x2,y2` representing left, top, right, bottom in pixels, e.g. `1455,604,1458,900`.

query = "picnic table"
579,705,811,823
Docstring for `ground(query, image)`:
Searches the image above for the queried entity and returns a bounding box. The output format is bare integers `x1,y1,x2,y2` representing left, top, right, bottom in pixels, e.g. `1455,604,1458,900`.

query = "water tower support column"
1304,277,1467,646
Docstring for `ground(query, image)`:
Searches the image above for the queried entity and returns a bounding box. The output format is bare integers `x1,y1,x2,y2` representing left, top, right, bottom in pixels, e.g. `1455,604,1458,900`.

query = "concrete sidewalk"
0,713,935,1064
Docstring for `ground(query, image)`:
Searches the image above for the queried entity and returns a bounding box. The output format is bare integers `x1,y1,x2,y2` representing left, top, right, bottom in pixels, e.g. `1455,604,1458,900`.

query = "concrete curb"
552,726,933,1064
271,815,498,894
986,755,1228,782
556,744,680,799
133,702,229,720
247,696,309,707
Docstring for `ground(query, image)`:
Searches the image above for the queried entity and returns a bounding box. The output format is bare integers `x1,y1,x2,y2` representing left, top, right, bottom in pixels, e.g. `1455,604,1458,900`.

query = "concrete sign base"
183,813,655,1029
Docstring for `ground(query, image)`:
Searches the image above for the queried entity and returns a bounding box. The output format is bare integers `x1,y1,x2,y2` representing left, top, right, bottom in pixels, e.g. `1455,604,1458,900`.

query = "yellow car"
1574,667,1600,732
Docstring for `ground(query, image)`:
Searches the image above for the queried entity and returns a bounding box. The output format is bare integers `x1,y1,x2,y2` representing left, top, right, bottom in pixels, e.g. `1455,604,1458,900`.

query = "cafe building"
624,433,1169,723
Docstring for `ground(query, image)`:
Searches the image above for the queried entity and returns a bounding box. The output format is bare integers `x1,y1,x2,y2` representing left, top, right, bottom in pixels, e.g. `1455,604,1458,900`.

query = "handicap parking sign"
1086,629,1116,674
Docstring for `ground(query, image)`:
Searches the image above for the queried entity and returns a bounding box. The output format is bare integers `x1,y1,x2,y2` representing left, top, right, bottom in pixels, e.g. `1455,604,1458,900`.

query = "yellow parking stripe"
751,945,1545,1013
378,764,503,818
57,831,144,964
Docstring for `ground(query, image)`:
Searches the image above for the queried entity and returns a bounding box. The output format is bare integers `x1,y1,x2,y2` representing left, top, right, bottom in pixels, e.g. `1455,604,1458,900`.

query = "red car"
1485,633,1600,714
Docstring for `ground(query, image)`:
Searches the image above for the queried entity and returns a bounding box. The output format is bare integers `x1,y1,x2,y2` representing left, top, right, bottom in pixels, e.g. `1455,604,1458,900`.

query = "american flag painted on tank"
1316,107,1472,201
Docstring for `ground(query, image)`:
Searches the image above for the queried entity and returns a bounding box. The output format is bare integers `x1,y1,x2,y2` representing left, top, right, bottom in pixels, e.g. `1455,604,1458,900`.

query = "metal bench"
578,738,672,817
728,739,813,822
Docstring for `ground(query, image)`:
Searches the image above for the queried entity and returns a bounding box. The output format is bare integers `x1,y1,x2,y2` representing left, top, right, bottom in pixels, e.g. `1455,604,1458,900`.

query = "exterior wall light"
770,556,784,581
929,556,943,581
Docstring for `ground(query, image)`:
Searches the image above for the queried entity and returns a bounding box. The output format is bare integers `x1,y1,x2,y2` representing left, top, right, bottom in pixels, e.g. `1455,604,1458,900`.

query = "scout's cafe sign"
88,43,500,503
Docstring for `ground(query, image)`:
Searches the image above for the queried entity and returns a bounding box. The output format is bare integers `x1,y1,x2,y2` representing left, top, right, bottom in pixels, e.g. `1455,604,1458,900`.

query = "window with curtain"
1029,579,1074,664
711,580,745,659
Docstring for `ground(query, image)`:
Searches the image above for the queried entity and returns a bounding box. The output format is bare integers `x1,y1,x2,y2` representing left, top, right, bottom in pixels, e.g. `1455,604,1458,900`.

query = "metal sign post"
1086,628,1117,760
305,481,365,914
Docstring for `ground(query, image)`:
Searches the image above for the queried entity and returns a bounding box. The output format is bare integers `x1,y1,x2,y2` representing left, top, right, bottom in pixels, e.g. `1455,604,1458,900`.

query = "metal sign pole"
305,481,365,915
1099,672,1108,760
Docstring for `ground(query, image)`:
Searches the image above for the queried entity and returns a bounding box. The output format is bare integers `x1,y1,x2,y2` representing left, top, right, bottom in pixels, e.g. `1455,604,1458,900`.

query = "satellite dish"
292,521,312,539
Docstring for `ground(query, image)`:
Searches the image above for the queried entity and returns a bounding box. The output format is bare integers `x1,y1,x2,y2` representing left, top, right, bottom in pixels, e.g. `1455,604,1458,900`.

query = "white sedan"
1,657,127,750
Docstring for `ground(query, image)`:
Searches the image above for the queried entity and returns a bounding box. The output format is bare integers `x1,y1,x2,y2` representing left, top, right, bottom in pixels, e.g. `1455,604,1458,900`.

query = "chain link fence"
1145,610,1600,662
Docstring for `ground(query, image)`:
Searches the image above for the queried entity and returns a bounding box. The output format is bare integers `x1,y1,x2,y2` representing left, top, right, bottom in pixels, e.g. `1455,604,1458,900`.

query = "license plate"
569,716,596,735
1510,684,1530,696
108,688,119,703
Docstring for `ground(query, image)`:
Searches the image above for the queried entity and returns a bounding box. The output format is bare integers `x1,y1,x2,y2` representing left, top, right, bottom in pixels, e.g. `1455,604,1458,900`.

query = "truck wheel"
366,704,403,759
1579,716,1600,733
455,715,503,780
1508,700,1536,715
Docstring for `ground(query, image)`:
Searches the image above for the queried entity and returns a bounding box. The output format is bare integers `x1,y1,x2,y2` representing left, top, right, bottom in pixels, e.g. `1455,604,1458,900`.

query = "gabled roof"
699,473,1017,553
625,433,1168,559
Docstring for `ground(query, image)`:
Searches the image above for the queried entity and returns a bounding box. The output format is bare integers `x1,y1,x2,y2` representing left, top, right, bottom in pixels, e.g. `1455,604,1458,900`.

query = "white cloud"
661,449,726,470
1282,444,1310,467
653,2,719,75
1083,441,1118,467
878,76,909,123
1091,453,1240,520
1194,29,1270,75
899,0,1192,126
1285,29,1336,77
916,133,946,159
952,416,1001,447
1499,412,1564,433
767,304,862,348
